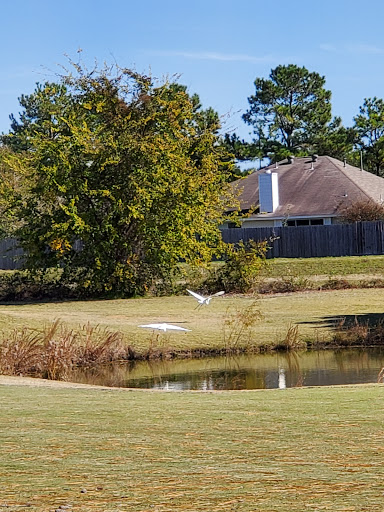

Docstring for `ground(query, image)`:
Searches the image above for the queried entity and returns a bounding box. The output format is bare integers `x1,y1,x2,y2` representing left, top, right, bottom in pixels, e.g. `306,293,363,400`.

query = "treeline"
224,64,384,176
0,58,382,298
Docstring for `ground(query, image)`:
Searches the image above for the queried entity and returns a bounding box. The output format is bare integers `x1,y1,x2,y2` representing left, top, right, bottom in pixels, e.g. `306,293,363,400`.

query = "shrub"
338,199,384,223
223,300,264,351
212,239,272,293
257,275,311,294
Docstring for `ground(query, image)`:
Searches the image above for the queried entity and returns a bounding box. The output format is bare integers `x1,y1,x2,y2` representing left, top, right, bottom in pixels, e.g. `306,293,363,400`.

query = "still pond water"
69,348,384,390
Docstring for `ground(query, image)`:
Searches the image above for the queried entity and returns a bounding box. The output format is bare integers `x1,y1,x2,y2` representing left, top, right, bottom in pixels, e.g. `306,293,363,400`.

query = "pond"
68,347,384,390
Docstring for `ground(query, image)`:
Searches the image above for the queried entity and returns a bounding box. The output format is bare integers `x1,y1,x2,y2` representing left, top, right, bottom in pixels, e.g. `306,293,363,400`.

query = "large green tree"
353,97,384,176
310,116,357,162
242,64,332,161
1,64,234,296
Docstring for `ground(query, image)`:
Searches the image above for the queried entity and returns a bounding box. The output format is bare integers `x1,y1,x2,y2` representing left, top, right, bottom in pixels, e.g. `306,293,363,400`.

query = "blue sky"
2,0,384,141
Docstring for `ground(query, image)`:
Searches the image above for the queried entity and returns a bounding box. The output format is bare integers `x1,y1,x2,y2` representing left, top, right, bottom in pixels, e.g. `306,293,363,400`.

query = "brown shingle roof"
231,156,384,219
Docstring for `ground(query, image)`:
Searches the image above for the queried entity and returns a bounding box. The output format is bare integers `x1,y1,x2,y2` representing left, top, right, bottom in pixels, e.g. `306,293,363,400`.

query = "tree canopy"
0,63,235,296
353,97,384,176
242,64,332,161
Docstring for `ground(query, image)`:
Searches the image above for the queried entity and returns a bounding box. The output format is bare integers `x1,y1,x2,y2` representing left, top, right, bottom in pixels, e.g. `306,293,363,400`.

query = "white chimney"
258,172,279,213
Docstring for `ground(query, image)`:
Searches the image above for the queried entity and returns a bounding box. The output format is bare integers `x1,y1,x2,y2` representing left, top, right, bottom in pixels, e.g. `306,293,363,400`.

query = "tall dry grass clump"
0,328,42,376
277,323,305,350
223,300,264,352
40,320,79,380
76,323,126,367
0,320,128,380
330,316,384,347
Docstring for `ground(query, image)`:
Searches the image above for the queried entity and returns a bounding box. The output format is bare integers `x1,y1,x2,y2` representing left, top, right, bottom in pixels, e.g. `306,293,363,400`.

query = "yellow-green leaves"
2,63,235,296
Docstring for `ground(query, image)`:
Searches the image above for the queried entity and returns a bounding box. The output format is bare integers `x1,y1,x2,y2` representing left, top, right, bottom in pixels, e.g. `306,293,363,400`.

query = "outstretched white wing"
163,324,191,331
139,323,191,332
186,289,206,301
208,291,225,299
139,323,164,329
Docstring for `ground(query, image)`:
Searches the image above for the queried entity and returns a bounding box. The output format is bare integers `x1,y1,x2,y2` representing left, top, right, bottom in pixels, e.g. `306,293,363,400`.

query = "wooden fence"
1,221,384,269
0,238,24,270
220,221,384,259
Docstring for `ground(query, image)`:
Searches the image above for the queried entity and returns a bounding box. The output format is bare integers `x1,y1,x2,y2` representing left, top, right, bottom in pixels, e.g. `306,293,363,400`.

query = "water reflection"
278,367,286,389
68,348,384,390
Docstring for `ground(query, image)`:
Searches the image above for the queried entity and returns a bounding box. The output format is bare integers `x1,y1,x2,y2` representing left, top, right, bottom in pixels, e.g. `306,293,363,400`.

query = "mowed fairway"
0,288,383,353
1,381,384,511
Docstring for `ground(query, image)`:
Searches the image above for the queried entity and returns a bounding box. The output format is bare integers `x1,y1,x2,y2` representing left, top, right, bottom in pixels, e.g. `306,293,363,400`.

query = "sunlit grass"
260,254,384,278
1,382,384,511
0,288,384,355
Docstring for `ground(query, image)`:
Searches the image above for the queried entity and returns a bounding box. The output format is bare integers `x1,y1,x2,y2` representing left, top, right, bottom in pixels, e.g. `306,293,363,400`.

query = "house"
223,155,384,228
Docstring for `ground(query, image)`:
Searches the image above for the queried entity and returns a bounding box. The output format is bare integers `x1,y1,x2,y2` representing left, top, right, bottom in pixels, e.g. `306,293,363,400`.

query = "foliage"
258,274,311,294
214,239,271,292
222,133,262,178
353,97,384,176
310,116,357,161
330,316,384,348
242,64,332,161
0,146,33,238
338,199,384,223
1,61,235,297
278,323,304,350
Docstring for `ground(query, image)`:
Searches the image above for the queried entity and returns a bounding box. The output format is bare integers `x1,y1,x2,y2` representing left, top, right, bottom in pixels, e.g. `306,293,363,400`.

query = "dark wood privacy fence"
0,238,24,270
220,221,384,258
1,221,384,269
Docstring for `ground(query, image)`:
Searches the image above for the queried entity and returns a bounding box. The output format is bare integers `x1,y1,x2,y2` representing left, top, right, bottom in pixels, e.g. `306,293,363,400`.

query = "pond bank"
1,288,384,381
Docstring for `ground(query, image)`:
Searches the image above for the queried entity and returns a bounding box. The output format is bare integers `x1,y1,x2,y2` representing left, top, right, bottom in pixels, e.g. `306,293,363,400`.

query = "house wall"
229,216,335,228
240,219,277,228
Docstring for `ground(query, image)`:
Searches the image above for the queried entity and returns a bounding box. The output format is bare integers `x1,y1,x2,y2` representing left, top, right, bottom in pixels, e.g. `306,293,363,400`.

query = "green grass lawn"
1,381,384,511
260,254,384,279
0,287,383,354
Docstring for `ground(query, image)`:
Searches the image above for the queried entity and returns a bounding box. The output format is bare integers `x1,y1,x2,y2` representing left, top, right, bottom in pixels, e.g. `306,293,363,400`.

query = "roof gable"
232,156,384,218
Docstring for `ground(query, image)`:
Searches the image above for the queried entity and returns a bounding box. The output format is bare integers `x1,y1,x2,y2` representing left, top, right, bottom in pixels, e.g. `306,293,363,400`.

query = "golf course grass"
1,380,384,511
0,287,384,355
2,255,384,510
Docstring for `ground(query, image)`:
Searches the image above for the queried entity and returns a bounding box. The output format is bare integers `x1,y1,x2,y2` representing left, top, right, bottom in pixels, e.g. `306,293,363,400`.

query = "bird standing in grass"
186,289,225,309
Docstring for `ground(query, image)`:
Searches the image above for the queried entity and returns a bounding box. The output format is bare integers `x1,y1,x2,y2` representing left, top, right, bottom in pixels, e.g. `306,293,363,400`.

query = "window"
286,219,324,227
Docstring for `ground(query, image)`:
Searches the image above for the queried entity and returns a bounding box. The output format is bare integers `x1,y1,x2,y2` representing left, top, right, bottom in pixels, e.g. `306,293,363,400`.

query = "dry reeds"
331,316,384,347
223,300,264,352
275,323,305,350
0,328,42,376
0,320,128,380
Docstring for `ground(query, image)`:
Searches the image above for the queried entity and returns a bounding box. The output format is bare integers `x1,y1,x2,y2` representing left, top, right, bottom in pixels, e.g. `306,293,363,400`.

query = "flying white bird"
186,289,225,309
138,323,191,332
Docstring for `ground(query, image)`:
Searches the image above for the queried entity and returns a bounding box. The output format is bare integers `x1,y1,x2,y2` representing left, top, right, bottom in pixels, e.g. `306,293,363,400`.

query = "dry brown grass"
223,300,263,352
330,316,384,348
0,320,128,380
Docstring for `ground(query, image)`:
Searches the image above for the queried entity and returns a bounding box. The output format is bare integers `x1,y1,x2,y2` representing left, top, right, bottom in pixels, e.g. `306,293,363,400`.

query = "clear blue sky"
2,0,384,141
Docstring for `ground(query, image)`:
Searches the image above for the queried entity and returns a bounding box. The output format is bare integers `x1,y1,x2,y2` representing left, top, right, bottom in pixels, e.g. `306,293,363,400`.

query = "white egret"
186,289,225,309
139,323,191,332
